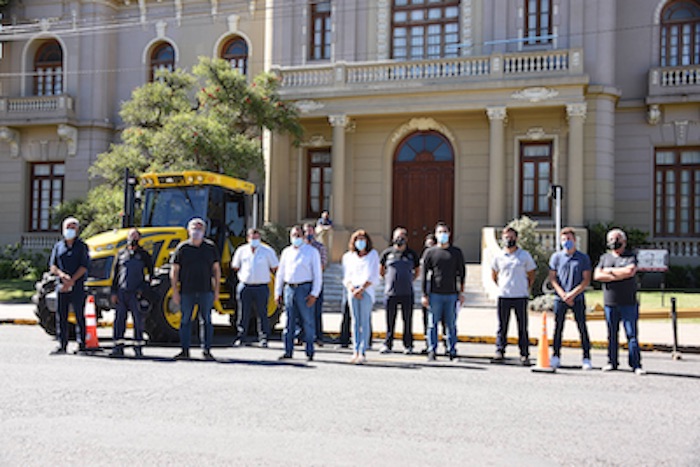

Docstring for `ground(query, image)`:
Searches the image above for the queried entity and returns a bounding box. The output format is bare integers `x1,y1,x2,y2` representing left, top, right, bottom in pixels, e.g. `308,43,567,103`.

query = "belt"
243,283,267,287
287,281,312,288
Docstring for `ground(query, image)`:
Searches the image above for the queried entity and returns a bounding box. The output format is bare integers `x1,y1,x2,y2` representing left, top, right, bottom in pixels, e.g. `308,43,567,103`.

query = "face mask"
355,239,367,251
250,238,261,248
562,239,575,250
607,240,623,250
436,232,449,245
128,239,139,248
190,230,204,241
504,238,517,248
63,228,77,240
291,237,303,248
394,237,406,247
306,234,314,242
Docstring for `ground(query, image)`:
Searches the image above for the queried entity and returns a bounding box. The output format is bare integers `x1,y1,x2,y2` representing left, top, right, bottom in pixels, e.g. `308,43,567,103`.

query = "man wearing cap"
275,225,323,361
231,228,278,347
110,228,153,358
170,218,221,361
48,217,90,355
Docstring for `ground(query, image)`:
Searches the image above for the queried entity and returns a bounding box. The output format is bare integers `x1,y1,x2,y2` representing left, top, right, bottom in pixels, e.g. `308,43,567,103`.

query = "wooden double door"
391,131,454,250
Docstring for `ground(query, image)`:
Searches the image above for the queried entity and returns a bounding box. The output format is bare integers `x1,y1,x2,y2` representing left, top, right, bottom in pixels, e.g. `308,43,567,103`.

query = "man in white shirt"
231,228,279,348
491,226,537,366
275,225,323,361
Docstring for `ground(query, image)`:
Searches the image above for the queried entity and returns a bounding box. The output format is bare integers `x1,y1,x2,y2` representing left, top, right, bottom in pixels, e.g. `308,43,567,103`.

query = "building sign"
636,249,669,272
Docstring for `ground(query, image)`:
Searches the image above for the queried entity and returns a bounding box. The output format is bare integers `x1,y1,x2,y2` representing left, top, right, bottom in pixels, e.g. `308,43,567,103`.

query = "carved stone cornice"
328,114,349,128
566,103,587,120
295,100,325,114
511,86,559,103
486,106,507,123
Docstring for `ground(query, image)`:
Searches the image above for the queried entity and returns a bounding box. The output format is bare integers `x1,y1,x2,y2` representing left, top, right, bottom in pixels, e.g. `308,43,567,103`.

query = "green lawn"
0,279,35,303
585,290,700,309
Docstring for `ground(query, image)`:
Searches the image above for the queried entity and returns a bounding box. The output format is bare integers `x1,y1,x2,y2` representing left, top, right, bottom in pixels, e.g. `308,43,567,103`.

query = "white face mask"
291,237,303,248
63,228,77,240
190,230,204,241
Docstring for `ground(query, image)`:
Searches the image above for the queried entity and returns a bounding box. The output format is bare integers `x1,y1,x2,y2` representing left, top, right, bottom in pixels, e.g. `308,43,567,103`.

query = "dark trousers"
553,298,591,359
56,288,86,350
238,284,271,342
496,297,529,357
114,289,145,348
384,295,413,349
314,288,324,342
605,304,642,369
340,300,351,346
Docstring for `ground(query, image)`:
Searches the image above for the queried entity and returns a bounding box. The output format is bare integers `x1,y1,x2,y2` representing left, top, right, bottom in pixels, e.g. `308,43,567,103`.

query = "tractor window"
225,191,247,239
142,187,209,228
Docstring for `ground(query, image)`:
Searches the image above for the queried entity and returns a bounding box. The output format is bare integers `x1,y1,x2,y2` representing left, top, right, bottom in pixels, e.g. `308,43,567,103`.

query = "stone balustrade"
0,95,75,125
652,238,700,260
648,65,700,98
21,233,61,251
274,48,583,91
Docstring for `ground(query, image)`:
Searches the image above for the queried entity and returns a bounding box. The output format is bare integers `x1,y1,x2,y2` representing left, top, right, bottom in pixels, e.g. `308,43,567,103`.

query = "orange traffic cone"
84,295,100,350
532,311,555,373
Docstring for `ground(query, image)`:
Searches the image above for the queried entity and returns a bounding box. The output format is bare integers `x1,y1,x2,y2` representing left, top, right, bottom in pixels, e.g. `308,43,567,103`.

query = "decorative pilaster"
566,103,587,226
329,115,350,227
486,106,507,226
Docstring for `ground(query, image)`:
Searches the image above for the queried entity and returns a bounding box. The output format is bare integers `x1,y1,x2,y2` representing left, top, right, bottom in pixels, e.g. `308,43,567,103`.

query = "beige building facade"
1,0,699,266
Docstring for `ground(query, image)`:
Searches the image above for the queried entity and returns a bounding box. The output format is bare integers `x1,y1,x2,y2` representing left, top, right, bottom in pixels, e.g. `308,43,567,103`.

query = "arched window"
221,37,248,75
395,131,454,162
34,40,63,96
660,0,700,66
150,42,175,82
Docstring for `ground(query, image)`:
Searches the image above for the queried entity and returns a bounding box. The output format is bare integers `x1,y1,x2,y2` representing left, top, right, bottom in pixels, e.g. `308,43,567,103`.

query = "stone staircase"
321,263,495,311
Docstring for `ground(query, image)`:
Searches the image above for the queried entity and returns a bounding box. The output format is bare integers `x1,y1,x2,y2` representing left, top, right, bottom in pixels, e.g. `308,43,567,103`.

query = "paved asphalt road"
1,325,699,466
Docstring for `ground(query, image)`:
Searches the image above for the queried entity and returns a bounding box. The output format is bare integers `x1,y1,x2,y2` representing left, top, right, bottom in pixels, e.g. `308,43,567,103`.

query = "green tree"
507,216,550,297
57,57,303,234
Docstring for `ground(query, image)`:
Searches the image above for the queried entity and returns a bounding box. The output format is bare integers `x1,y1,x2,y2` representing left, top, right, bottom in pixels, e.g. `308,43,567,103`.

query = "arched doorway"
392,131,455,249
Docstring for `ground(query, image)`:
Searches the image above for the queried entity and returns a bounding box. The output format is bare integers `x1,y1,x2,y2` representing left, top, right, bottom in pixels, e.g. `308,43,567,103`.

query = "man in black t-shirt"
421,222,465,361
593,228,644,375
170,218,221,361
379,227,420,354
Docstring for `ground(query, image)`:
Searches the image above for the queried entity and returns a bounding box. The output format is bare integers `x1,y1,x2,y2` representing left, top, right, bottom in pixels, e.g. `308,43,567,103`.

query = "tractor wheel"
32,273,57,336
143,275,181,343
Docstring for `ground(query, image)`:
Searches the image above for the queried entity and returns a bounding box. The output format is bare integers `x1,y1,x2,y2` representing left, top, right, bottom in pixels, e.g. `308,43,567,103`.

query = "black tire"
32,273,57,336
143,274,180,343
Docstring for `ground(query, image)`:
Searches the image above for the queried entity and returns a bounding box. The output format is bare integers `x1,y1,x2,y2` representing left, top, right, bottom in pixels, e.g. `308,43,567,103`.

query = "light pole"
550,185,563,251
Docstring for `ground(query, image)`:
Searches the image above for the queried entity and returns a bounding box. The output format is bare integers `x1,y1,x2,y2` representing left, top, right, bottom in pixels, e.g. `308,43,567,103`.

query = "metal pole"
554,185,562,251
671,297,682,360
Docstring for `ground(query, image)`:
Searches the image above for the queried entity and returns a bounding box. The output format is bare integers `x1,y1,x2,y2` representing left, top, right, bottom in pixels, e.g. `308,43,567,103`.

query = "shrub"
259,222,290,254
0,244,50,281
507,216,549,297
664,265,700,289
587,222,650,265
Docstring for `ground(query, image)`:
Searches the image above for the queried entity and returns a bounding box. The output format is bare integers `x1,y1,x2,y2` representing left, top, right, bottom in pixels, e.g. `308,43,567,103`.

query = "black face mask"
394,237,406,247
607,240,623,250
129,239,139,248
504,239,517,248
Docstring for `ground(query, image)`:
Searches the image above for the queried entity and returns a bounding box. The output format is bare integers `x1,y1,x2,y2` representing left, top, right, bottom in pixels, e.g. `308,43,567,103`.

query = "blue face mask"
355,239,367,251
562,239,575,251
63,228,77,240
250,238,261,248
436,232,449,245
291,237,303,248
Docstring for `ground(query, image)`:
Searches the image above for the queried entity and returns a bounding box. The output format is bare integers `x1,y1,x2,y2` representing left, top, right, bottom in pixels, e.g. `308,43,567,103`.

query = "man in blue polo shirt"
549,227,592,370
48,217,90,355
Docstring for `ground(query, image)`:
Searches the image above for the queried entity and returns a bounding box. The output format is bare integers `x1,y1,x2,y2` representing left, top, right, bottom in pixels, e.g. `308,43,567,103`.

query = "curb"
3,318,699,354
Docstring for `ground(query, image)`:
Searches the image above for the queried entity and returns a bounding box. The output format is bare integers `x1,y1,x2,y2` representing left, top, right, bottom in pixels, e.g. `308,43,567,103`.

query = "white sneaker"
602,363,616,372
550,356,561,369
403,347,414,355
379,345,391,354
582,358,592,371
634,367,646,376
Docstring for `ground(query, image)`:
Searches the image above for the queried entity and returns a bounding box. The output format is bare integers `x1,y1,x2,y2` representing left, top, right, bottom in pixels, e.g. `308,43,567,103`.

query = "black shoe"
174,350,190,360
49,346,67,356
231,337,242,347
109,347,125,358
449,352,457,361
427,351,436,362
203,350,215,361
134,347,143,358
307,354,314,362
520,356,530,366
315,340,324,348
420,347,429,355
260,341,269,348
278,353,292,360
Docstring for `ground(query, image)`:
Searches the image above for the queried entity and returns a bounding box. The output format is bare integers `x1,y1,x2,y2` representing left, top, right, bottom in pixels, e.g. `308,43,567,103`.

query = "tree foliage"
507,216,550,297
60,57,303,234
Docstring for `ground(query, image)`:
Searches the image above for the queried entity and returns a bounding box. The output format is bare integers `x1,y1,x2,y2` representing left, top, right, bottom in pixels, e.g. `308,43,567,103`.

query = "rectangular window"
655,148,700,237
306,149,332,218
29,162,65,232
524,0,553,45
310,1,332,61
520,142,552,217
391,0,460,60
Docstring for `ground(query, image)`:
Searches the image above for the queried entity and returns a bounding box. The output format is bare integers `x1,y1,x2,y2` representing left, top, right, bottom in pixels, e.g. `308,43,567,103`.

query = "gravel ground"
1,325,699,466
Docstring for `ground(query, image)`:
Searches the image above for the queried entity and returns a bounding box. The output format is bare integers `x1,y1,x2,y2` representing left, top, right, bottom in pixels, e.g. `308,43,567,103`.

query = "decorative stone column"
486,106,507,226
566,103,586,226
329,114,349,227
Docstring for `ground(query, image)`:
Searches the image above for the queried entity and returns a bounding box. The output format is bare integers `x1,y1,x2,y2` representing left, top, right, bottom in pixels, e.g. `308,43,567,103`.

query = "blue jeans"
553,298,591,359
349,292,373,355
238,284,271,342
114,290,145,348
428,293,458,355
180,292,214,351
56,288,86,350
283,283,315,357
605,304,642,369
